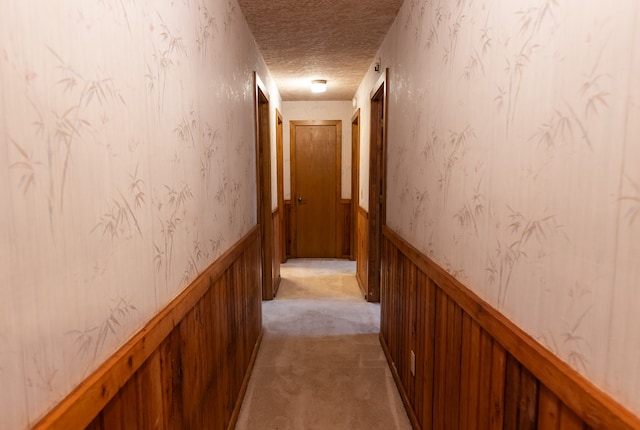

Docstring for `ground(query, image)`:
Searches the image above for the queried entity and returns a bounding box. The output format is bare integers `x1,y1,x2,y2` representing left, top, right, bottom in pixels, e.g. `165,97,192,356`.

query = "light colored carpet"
235,259,412,430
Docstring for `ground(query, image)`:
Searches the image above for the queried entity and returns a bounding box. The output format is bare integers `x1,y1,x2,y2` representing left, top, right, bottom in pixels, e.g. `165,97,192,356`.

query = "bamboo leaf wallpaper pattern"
196,2,218,58
9,138,42,194
486,207,564,307
0,0,280,428
620,178,640,227
92,166,146,240
66,297,138,369
360,0,640,417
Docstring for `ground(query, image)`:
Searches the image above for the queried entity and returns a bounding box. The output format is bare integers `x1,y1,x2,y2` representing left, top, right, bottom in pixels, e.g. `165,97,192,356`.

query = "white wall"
0,1,280,428
282,101,354,200
355,0,640,416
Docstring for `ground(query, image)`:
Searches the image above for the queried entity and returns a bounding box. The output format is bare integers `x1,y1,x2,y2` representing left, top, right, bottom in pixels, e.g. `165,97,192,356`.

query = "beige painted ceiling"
237,0,404,101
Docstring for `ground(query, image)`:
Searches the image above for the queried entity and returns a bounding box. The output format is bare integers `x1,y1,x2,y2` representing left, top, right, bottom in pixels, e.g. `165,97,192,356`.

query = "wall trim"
33,226,260,430
379,333,421,429
226,330,263,430
382,225,640,429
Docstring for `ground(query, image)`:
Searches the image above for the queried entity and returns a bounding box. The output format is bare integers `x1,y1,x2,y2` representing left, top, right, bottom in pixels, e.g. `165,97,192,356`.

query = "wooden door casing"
275,109,286,264
366,69,388,303
254,73,274,300
351,109,360,262
290,120,341,258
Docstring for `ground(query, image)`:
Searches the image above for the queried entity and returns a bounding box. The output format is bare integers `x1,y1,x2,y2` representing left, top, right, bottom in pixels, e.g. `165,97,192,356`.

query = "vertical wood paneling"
559,404,586,430
100,397,125,429
444,301,463,429
405,260,417,404
179,306,201,426
459,314,482,429
538,384,561,430
215,271,231,428
389,246,399,373
356,207,368,298
338,200,351,258
413,270,426,425
380,236,389,355
100,396,124,430
432,288,449,429
379,227,633,430
398,253,409,393
85,415,102,430
519,368,540,430
135,349,164,429
101,371,141,428
166,327,183,429
504,354,523,429
272,208,281,295
477,329,494,430
459,313,472,428
284,200,292,258
489,342,507,429
419,277,436,429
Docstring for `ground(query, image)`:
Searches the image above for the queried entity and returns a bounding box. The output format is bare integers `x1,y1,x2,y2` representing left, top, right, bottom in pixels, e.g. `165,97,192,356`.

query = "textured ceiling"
237,0,404,101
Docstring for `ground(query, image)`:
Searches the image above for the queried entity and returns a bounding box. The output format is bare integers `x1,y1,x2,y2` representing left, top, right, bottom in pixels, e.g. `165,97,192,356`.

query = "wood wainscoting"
356,206,368,299
380,226,640,430
33,227,262,430
284,198,352,260
338,199,351,259
284,200,292,258
272,207,282,297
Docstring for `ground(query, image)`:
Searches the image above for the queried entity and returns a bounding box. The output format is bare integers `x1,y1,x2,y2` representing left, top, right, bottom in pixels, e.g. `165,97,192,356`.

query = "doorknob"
297,197,303,203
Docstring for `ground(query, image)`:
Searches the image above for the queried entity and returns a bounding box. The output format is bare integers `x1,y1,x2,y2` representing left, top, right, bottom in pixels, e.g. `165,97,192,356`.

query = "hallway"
4,1,640,428
235,259,411,430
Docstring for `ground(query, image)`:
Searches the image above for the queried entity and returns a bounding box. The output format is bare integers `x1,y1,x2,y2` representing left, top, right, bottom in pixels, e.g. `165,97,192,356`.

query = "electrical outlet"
410,350,416,376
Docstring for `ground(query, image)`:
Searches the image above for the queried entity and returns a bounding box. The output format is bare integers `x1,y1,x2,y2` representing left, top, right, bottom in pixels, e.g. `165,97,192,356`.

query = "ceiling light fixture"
311,79,327,93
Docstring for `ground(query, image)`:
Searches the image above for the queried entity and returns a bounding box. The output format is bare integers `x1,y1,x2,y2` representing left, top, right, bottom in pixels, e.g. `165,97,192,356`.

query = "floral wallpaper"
0,0,280,428
355,0,640,416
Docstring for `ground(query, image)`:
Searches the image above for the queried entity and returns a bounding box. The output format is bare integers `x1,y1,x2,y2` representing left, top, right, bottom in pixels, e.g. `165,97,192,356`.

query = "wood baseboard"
227,329,264,430
379,333,421,430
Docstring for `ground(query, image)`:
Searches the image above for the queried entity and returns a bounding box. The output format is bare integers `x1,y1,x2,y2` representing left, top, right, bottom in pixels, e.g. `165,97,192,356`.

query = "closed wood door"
291,121,341,257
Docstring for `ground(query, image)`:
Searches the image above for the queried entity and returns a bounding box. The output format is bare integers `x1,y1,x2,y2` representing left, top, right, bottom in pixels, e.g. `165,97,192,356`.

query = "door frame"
350,109,360,261
254,72,274,300
366,69,388,303
275,109,286,264
290,119,342,258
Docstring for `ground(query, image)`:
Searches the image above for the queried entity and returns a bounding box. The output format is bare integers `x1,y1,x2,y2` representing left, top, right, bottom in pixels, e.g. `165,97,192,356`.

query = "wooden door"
291,120,341,257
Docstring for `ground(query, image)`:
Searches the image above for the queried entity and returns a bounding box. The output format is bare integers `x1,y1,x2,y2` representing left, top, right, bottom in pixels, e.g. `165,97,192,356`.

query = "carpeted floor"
235,259,412,430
